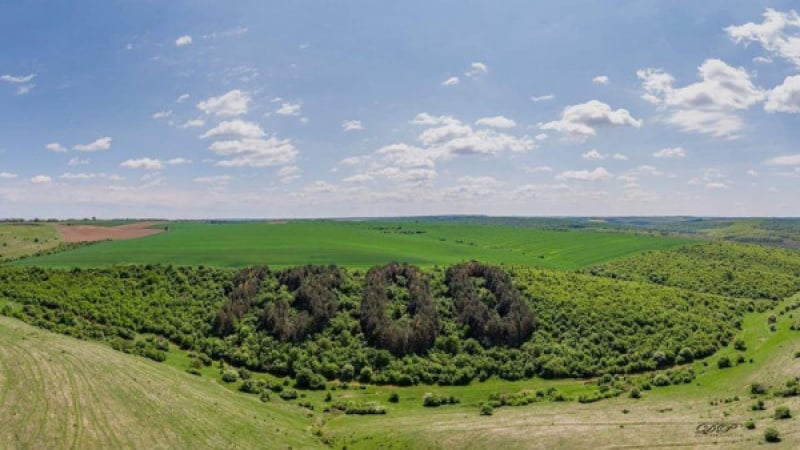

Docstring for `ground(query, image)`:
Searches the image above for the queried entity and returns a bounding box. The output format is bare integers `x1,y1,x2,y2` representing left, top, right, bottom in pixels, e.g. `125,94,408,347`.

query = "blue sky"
2,1,800,218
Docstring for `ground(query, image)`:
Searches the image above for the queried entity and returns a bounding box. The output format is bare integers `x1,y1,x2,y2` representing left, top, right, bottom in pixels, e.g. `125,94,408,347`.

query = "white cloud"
637,59,764,137
16,84,35,95
175,35,193,46
726,9,800,67
30,175,52,184
765,75,800,113
73,136,112,152
120,158,164,170
442,76,460,86
193,175,231,184
152,110,172,120
209,137,298,167
465,62,488,78
200,120,265,139
706,182,728,189
339,156,361,166
181,118,206,128
653,147,687,158
376,143,436,168
535,133,548,141
475,115,516,129
197,90,250,117
1,74,35,83
45,142,67,153
165,158,192,165
68,157,89,166
59,172,96,180
341,120,364,131
343,173,374,184
525,165,553,173
539,100,642,140
276,101,302,116
304,181,337,194
0,172,18,179
747,169,759,176
612,153,628,160
592,75,610,84
753,56,773,64
556,167,611,182
765,154,800,166
531,94,555,102
176,94,190,103
581,149,608,160
665,109,743,138
278,165,302,183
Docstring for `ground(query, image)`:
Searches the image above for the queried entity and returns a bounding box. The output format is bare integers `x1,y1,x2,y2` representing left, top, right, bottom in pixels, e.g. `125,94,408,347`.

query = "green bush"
717,356,731,369
221,370,239,383
423,393,460,407
744,419,755,430
764,427,780,443
480,403,494,416
774,406,791,419
388,392,399,403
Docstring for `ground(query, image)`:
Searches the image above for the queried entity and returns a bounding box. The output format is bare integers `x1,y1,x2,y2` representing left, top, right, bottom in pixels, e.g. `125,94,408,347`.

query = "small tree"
717,356,731,369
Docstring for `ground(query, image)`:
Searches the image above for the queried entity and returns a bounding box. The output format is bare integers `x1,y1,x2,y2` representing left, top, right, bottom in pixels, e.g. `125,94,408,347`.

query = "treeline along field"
10,220,689,269
3,244,781,386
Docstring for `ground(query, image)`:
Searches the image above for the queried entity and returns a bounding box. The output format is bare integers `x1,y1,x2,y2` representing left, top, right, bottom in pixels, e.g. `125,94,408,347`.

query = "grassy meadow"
0,222,61,261
12,220,690,269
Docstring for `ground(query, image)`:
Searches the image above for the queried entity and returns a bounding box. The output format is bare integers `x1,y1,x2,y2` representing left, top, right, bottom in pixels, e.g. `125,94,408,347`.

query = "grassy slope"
0,316,322,450
1,295,798,449
318,295,800,449
12,221,689,269
0,223,61,261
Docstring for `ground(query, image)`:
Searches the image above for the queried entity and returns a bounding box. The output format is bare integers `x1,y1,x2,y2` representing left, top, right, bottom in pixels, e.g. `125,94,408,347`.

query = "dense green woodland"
592,242,800,300
3,241,792,386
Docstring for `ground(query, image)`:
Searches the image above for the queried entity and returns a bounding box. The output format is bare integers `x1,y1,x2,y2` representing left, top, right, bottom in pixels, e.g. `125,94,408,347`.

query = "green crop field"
12,220,690,269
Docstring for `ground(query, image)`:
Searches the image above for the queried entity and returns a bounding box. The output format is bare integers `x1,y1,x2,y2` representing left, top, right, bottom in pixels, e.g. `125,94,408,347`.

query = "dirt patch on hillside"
57,222,167,243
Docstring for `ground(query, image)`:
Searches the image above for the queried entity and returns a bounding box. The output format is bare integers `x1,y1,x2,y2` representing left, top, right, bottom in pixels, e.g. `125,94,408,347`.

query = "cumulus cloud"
208,137,298,167
581,149,607,160
765,154,800,166
539,100,642,140
637,59,764,137
175,35,193,46
765,75,800,113
341,120,364,131
612,153,628,160
200,120,265,139
45,142,67,152
442,76,460,86
592,75,610,84
0,172,18,179
276,101,302,116
120,158,163,170
197,90,250,117
475,115,516,129
73,136,112,152
464,62,488,78
726,9,800,67
555,167,611,182
30,175,52,184
653,147,687,158
152,110,172,120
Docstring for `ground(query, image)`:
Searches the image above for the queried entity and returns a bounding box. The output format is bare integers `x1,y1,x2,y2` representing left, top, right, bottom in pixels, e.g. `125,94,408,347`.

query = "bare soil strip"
56,222,166,243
